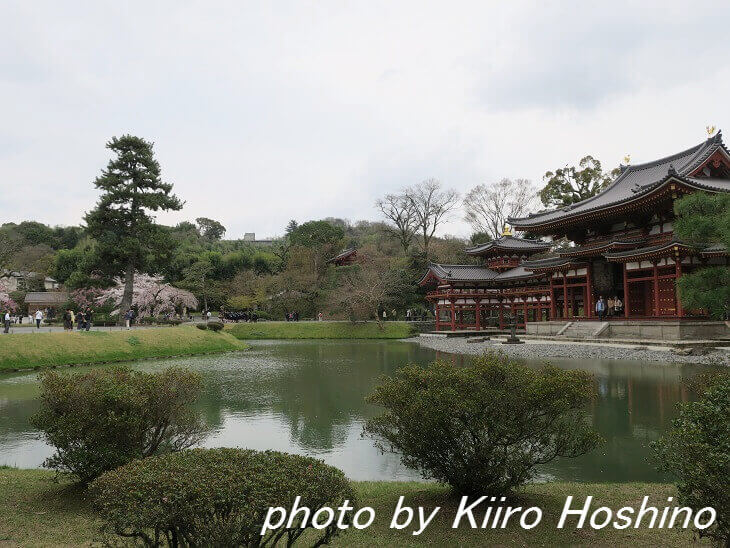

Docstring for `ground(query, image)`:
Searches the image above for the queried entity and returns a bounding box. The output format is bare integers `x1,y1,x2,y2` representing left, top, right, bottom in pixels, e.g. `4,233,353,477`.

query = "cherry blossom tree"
98,274,197,318
0,280,18,312
70,288,103,309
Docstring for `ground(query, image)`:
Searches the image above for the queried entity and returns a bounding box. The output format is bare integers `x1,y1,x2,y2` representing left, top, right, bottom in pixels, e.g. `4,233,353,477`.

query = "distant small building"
328,248,357,266
243,232,275,246
24,291,69,316
1,271,59,292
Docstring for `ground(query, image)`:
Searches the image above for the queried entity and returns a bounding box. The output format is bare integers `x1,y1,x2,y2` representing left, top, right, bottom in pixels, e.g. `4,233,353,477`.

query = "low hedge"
206,320,224,331
90,448,356,546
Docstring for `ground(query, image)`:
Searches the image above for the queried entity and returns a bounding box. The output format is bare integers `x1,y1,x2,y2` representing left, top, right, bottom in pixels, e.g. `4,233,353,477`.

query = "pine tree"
85,135,183,324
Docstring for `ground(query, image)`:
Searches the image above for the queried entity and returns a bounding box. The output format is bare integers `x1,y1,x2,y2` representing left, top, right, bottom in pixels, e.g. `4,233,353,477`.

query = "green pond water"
0,340,720,482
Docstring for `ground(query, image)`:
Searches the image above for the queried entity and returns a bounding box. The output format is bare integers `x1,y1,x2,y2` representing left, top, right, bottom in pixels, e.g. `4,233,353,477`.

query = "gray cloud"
1,1,730,238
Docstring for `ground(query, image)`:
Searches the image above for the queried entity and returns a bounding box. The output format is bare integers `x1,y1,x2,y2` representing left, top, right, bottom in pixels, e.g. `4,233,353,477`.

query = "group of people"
595,295,624,320
284,311,299,322
63,308,94,331
220,310,258,323
2,308,63,333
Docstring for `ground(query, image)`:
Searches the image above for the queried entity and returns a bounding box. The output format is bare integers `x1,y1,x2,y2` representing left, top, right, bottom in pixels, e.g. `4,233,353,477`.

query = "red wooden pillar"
435,302,440,330
549,275,556,319
562,272,569,319
623,263,630,319
585,264,593,318
475,299,481,331
675,254,684,318
652,260,660,317
450,300,456,331
498,299,504,329
523,298,528,327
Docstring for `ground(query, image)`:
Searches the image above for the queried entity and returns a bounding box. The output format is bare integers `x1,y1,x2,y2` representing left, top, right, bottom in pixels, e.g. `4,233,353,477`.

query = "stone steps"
559,321,608,339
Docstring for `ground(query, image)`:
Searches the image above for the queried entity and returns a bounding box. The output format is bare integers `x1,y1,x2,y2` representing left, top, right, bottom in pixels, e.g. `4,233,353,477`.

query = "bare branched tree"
463,178,538,239
405,179,459,258
329,252,408,326
375,193,418,253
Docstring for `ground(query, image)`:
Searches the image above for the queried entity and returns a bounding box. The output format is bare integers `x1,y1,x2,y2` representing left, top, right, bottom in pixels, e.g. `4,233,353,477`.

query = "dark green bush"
90,448,356,547
206,320,224,331
195,323,207,330
30,367,205,483
365,351,601,496
652,374,730,544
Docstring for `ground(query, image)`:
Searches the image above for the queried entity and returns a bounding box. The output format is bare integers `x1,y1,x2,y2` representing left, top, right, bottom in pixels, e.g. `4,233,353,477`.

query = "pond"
0,340,721,482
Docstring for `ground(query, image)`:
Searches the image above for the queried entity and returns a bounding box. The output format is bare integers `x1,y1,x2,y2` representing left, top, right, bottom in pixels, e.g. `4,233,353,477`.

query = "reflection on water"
0,340,721,482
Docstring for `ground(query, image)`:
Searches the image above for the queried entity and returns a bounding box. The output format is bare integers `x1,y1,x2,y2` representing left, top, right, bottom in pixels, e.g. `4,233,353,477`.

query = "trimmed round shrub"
365,351,601,496
195,322,207,330
206,320,224,331
30,367,205,484
90,448,356,547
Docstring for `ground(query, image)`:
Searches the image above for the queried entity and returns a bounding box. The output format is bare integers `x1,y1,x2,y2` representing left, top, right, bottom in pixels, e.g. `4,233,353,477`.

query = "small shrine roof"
327,248,357,263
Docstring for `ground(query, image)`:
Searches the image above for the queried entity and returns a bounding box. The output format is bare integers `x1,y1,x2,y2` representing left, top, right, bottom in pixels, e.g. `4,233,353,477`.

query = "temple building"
420,132,730,331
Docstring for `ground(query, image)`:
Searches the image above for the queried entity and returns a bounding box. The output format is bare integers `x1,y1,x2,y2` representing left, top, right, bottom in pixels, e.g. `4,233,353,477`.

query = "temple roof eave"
509,133,730,232
465,235,552,256
603,240,728,262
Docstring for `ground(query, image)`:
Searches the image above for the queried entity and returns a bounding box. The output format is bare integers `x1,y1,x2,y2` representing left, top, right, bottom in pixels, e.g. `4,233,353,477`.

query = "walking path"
1,324,175,335
410,336,730,366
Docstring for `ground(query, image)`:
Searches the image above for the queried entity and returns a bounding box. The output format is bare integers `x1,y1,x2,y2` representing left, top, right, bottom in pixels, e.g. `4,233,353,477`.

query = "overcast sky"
2,1,730,239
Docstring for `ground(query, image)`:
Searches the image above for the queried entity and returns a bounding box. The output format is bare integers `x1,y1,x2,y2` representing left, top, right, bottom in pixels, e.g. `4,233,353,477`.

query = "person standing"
317,312,323,321
85,308,93,331
35,309,43,329
614,297,623,316
382,309,387,322
206,310,212,323
595,296,606,321
3,310,10,333
607,297,615,318
124,309,133,330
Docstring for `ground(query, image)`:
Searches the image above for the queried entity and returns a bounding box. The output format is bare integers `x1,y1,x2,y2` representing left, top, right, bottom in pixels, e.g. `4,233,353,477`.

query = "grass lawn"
0,468,706,546
226,320,415,340
0,326,248,372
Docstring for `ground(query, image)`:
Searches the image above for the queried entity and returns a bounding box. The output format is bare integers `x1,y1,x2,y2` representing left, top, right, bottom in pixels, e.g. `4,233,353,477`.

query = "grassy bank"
0,326,248,372
226,320,415,340
0,468,704,546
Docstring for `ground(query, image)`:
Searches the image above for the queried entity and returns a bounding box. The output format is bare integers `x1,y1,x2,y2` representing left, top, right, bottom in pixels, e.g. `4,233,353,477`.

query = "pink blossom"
97,274,198,317
0,280,18,312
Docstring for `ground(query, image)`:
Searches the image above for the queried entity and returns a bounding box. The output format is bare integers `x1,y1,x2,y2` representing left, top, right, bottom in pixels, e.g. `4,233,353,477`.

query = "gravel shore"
409,336,730,366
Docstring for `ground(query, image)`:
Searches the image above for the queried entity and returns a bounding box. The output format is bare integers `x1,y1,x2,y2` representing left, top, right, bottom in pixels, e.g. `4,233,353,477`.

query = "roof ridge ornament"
706,125,717,138
667,163,677,176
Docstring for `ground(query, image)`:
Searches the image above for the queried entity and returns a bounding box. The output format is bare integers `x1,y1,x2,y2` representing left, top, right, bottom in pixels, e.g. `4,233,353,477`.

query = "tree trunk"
118,262,135,325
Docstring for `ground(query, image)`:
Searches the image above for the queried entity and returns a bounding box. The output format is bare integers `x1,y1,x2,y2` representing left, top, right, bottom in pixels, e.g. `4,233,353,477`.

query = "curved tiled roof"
558,238,646,257
420,263,498,284
510,132,730,230
521,257,587,271
602,239,728,261
492,265,542,282
465,235,551,256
